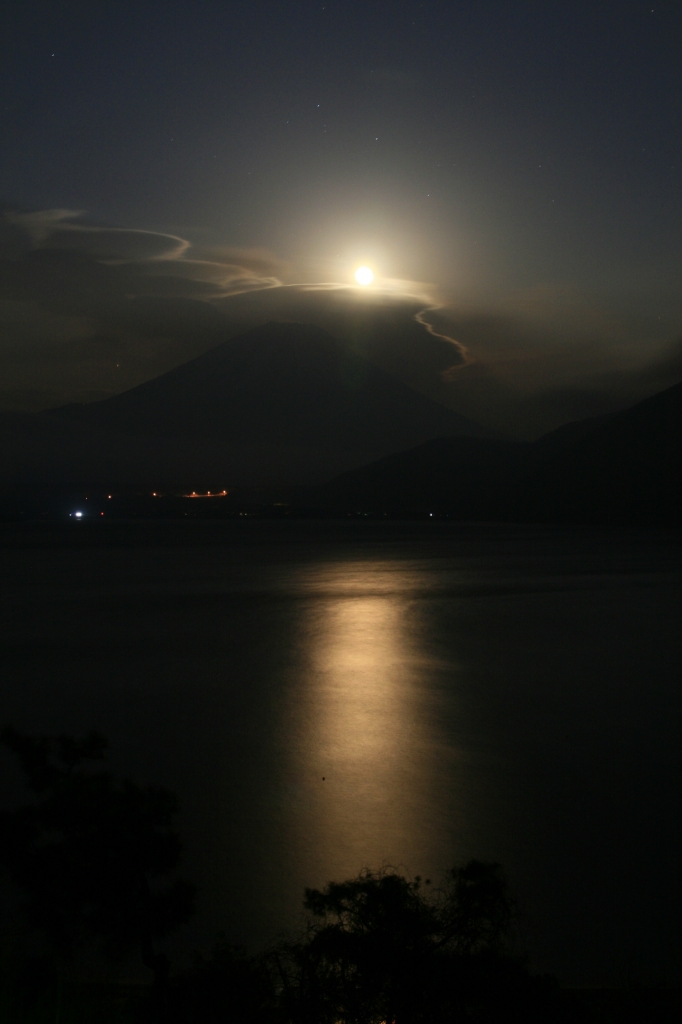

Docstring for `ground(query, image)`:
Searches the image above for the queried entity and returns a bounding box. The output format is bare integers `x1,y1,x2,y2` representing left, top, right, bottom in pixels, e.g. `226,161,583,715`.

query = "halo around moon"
354,266,374,286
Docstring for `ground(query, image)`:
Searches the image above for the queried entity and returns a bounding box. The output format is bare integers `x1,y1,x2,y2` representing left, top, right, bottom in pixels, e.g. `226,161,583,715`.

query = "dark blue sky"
1,1,680,434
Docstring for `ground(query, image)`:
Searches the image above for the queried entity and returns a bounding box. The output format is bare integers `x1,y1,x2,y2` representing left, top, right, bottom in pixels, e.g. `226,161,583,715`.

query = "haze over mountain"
2,322,495,490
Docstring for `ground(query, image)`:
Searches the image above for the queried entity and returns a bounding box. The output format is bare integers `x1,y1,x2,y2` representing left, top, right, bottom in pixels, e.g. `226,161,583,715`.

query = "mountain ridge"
50,320,496,447
4,321,496,489
309,380,682,526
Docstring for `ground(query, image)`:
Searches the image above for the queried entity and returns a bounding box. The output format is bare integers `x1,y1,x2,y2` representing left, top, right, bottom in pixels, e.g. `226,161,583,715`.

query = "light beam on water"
278,562,465,883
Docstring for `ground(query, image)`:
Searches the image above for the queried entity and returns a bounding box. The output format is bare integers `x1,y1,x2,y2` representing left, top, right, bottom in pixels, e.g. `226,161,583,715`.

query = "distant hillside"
316,436,530,517
313,382,682,526
502,380,682,525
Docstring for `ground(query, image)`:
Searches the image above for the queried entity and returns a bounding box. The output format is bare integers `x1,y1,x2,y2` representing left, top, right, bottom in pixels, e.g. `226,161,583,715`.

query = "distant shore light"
182,489,230,498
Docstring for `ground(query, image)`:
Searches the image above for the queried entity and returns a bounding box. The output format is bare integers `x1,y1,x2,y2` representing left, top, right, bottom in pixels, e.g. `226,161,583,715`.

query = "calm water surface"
1,520,681,986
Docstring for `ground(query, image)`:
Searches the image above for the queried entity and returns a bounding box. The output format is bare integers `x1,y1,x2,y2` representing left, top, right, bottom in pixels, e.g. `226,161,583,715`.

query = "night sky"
1,0,680,437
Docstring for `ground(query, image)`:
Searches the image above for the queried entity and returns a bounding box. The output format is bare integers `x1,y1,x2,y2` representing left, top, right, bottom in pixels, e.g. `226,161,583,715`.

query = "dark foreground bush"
160,938,278,1024
4,730,673,1022
0,725,195,1006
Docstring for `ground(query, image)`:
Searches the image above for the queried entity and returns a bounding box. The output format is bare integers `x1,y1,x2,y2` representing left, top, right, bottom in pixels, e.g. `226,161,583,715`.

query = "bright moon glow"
355,266,374,286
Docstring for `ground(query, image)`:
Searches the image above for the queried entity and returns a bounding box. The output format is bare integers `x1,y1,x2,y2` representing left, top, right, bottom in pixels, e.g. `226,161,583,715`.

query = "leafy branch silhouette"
0,725,195,989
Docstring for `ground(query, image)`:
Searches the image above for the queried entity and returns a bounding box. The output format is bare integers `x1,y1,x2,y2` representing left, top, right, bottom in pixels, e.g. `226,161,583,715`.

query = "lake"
1,519,681,987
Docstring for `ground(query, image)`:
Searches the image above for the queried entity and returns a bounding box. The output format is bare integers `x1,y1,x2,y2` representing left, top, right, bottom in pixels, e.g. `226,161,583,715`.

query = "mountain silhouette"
316,436,530,517
503,379,682,525
52,321,493,447
313,381,682,526
5,323,678,525
31,321,496,486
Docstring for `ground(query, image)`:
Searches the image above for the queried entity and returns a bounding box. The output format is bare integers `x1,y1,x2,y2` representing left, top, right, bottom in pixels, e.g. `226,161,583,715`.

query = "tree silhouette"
269,862,548,1024
0,729,564,1022
0,726,195,989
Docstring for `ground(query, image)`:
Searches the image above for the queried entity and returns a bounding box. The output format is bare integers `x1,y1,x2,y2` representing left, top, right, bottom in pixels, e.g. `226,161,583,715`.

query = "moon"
354,266,374,286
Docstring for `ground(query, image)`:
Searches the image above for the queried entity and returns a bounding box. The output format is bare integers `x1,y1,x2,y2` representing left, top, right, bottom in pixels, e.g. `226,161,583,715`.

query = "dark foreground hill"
0,321,495,493
313,381,682,526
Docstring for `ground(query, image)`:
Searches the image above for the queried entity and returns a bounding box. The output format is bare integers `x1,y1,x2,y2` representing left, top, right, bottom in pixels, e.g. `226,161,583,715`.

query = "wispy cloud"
1,208,679,435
